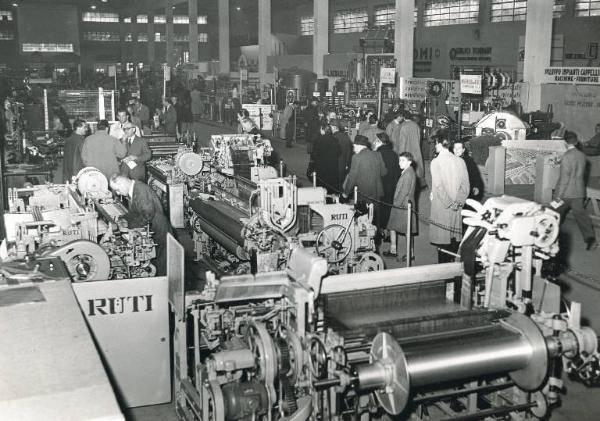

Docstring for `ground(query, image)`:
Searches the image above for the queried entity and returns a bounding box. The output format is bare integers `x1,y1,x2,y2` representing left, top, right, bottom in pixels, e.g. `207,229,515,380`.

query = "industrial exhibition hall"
1,1,600,421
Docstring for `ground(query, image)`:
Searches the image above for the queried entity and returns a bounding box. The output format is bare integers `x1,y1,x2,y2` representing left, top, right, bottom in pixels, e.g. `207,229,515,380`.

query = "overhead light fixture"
101,0,108,2
236,7,241,11
12,2,18,6
91,5,97,9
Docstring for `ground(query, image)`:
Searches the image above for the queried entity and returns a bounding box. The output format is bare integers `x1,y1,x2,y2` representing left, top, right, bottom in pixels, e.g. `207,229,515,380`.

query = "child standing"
385,152,418,261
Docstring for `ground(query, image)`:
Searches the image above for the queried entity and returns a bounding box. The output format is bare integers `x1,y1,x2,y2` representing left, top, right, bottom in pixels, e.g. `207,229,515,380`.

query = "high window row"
300,0,600,34
82,13,208,24
83,31,208,43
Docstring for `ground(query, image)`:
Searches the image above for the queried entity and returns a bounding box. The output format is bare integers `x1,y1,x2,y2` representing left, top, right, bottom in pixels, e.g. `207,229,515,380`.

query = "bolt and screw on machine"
172,196,599,421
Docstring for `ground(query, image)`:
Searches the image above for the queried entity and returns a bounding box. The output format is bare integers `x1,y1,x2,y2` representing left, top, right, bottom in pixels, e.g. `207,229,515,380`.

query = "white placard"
399,77,461,104
108,65,116,77
380,67,396,84
460,74,482,95
541,67,600,85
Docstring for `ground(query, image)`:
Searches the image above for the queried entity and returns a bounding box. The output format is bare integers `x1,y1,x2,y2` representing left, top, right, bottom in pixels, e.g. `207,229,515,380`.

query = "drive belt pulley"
276,337,298,414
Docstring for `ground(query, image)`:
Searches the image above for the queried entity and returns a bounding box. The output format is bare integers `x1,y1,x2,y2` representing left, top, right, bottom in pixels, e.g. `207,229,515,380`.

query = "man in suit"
554,131,597,250
133,97,150,128
303,98,320,155
160,97,178,135
81,119,127,180
120,122,152,182
63,119,87,182
389,111,425,186
109,175,173,275
342,135,387,225
111,108,142,140
581,123,600,156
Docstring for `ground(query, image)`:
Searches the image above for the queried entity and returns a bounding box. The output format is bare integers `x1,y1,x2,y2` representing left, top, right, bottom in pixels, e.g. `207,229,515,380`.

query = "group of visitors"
62,107,172,274
302,101,487,262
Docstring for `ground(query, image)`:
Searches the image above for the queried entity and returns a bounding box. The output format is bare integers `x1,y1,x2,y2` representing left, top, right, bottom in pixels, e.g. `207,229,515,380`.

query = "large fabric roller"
190,198,249,259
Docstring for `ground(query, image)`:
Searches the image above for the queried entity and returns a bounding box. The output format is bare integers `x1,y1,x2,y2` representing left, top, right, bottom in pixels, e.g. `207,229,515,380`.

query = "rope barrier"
309,172,465,235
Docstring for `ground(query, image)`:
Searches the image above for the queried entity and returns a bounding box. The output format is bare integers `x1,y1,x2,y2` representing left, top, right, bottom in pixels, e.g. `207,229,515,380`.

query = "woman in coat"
386,152,418,261
429,135,470,263
312,124,341,194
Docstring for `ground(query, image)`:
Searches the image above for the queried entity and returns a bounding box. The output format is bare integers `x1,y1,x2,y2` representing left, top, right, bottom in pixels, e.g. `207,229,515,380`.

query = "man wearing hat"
120,121,152,182
331,120,353,183
303,97,321,154
342,135,387,217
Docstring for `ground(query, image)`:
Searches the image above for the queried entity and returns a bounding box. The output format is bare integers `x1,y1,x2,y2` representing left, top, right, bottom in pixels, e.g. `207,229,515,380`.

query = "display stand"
55,89,115,123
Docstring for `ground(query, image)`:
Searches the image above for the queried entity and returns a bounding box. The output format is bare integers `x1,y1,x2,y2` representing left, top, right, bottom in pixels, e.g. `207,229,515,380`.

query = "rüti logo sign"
88,295,154,316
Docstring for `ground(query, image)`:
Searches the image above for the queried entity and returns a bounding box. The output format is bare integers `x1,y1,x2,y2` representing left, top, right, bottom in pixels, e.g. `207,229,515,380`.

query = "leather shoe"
382,251,397,257
586,239,599,250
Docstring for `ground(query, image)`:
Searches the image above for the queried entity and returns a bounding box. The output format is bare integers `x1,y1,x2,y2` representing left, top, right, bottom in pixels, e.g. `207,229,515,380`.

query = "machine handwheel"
315,224,352,264
534,216,559,249
309,336,328,379
357,252,385,272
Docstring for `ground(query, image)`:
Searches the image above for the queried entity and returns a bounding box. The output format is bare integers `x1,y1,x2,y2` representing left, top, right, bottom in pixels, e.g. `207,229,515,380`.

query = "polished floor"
127,120,600,420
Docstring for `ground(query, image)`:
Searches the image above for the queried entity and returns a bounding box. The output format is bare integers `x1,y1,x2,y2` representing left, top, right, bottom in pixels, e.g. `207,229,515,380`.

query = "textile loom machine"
147,133,279,228
1,167,157,281
147,146,213,228
145,134,181,157
188,174,381,275
172,196,600,421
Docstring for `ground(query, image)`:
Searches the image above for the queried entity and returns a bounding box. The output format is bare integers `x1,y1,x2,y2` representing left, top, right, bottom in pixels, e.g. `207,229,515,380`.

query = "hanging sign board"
541,67,600,85
399,77,461,104
460,74,482,95
380,67,396,84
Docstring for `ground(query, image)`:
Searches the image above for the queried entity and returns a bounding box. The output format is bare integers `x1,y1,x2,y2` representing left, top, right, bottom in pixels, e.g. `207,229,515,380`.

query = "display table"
0,279,124,421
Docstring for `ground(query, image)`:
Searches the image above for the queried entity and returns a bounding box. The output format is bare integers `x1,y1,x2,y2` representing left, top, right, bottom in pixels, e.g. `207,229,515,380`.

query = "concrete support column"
522,0,553,112
148,12,156,67
166,0,175,66
313,0,328,78
119,17,127,72
258,0,272,85
394,0,414,80
188,0,199,63
218,0,230,74
131,16,139,68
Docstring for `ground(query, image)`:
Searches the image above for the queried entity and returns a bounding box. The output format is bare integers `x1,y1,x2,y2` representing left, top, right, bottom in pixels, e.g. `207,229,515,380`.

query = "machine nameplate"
87,295,154,316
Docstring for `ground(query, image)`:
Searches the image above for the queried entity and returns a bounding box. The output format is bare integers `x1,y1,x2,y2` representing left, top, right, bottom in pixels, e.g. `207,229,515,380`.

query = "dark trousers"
154,241,167,276
559,198,596,242
285,121,295,146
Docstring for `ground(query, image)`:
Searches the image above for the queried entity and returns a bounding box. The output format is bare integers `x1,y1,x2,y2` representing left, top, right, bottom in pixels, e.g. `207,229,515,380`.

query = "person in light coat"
429,135,470,263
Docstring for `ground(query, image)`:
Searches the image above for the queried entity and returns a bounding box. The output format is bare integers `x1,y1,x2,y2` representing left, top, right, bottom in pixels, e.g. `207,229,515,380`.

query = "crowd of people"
299,101,478,262
62,105,172,275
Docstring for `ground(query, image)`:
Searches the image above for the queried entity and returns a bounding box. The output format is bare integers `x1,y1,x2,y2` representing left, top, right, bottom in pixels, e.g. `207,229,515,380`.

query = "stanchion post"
406,201,412,267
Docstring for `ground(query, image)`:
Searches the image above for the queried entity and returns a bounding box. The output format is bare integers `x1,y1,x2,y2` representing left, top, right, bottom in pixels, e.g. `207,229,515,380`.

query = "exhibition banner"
541,67,600,85
399,77,460,103
460,74,483,95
